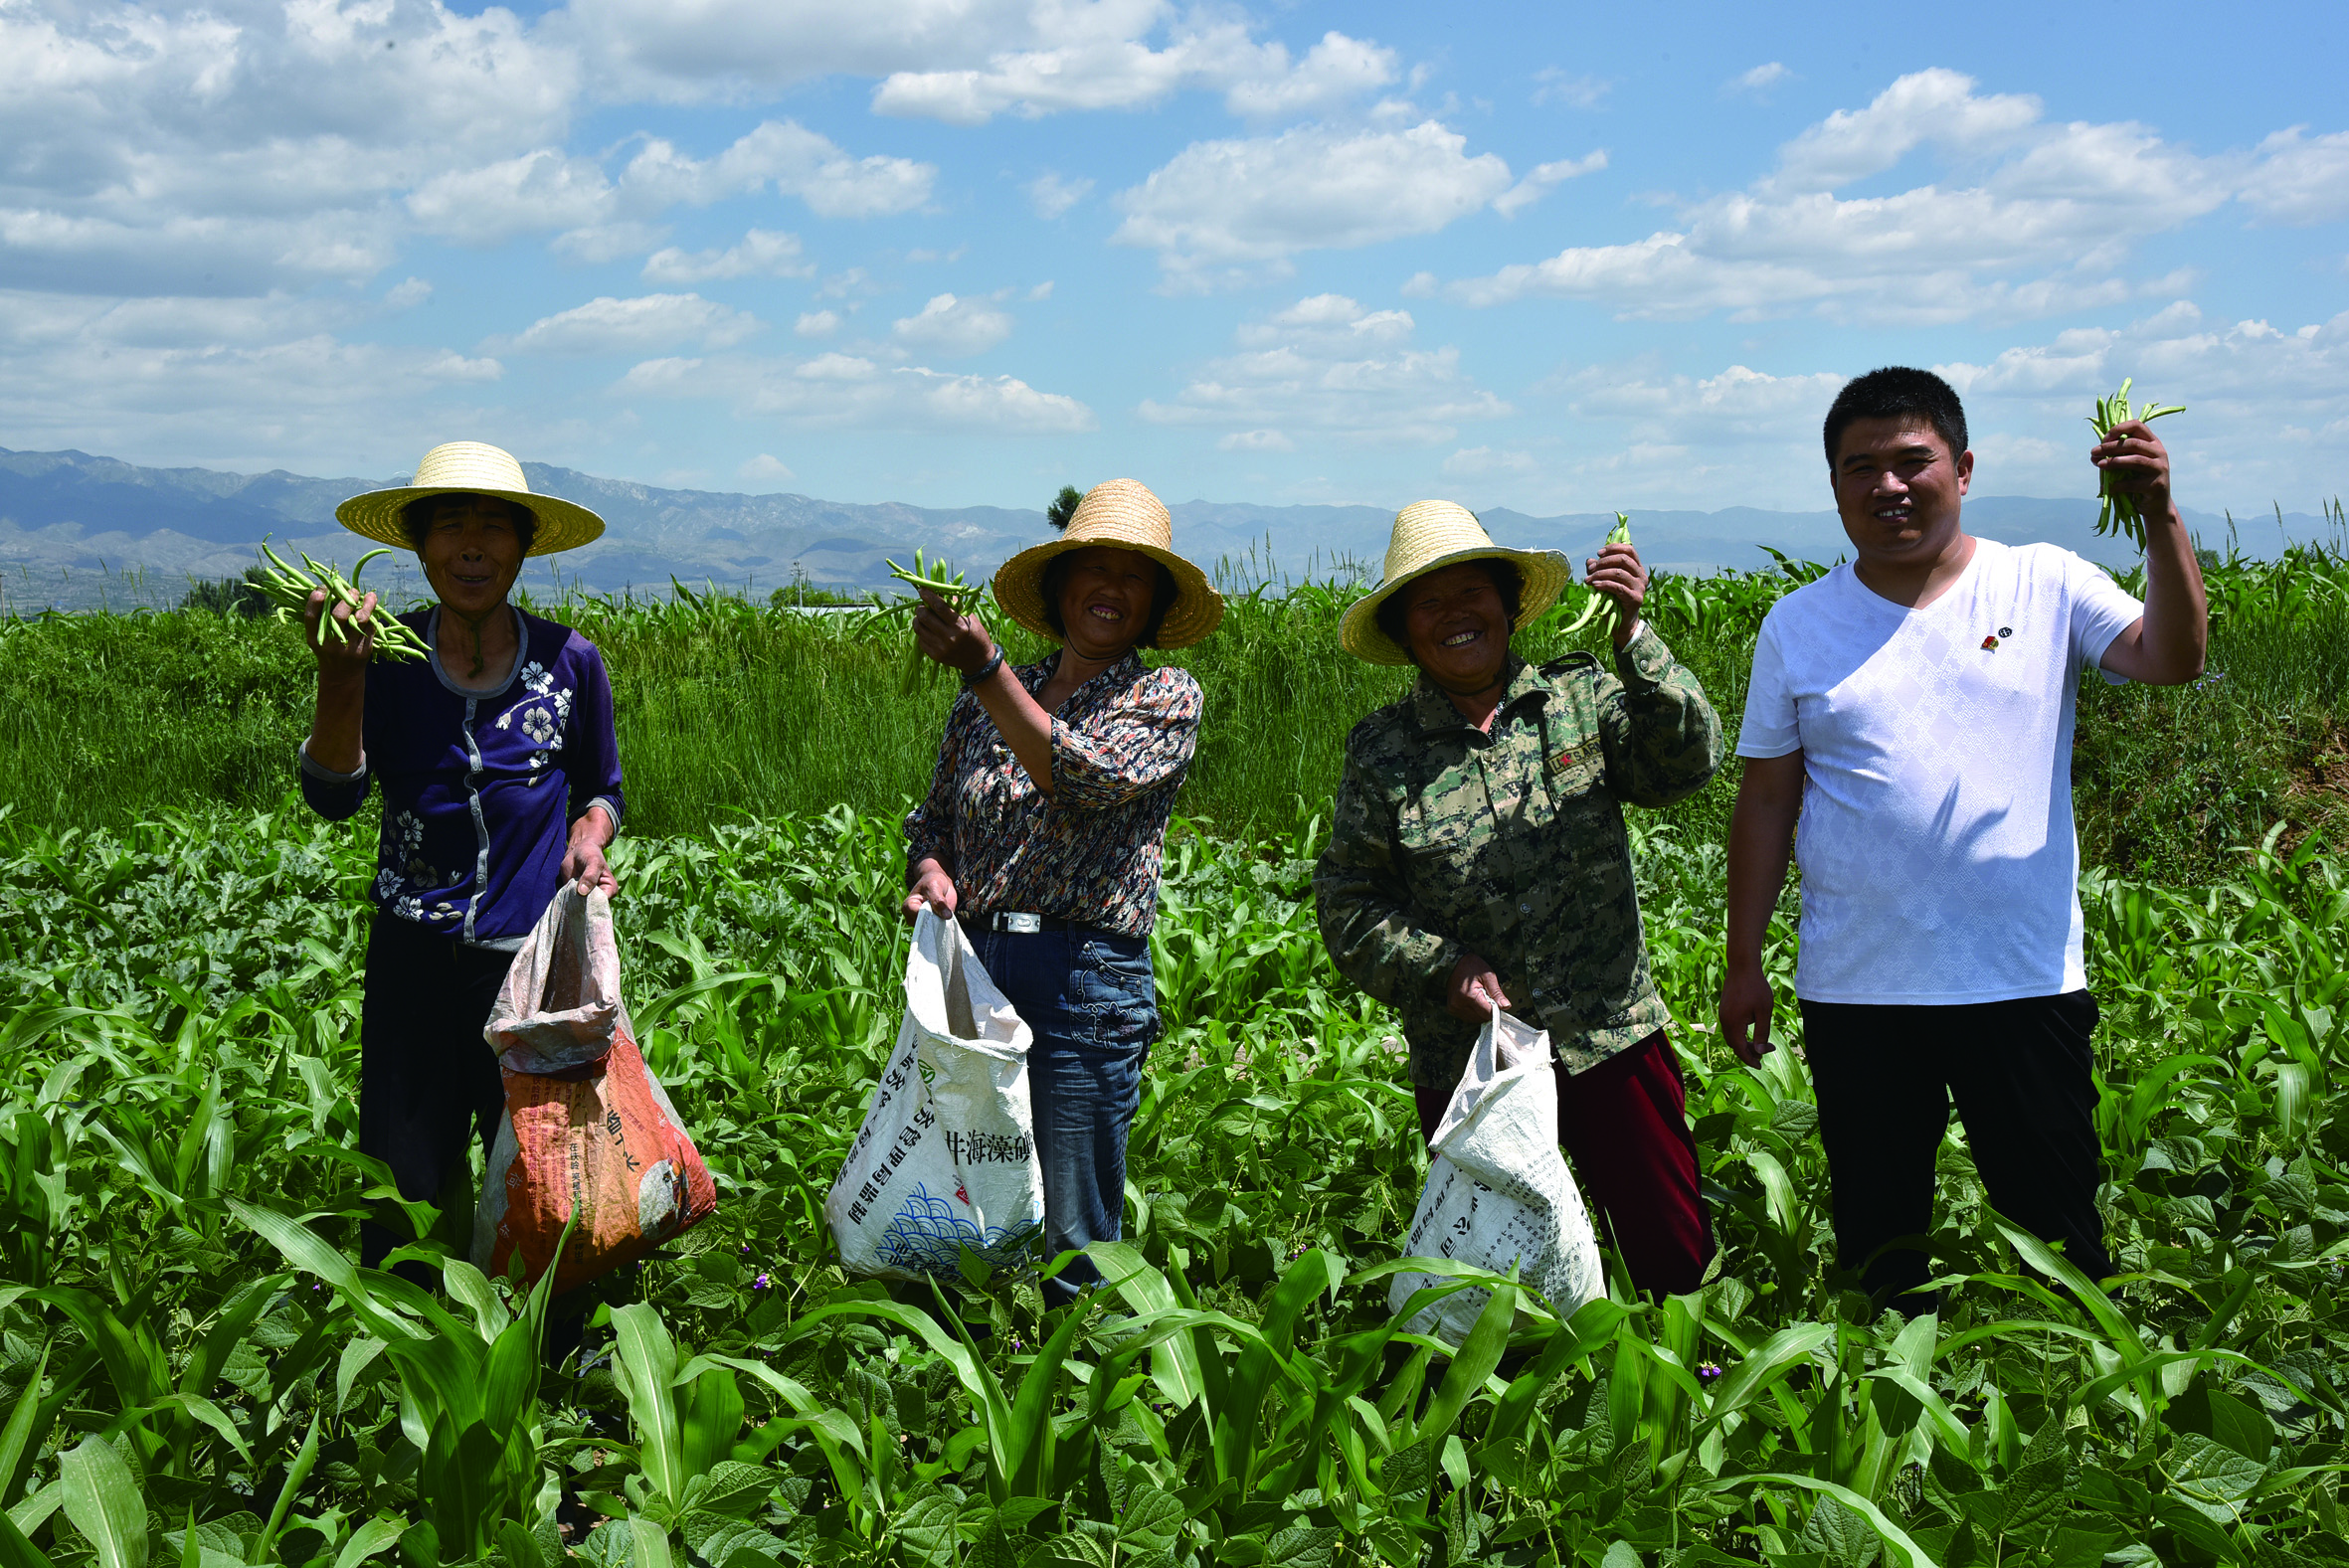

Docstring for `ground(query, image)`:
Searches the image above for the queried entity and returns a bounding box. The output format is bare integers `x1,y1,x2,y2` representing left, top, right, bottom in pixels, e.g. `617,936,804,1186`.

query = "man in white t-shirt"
1718,366,2207,1308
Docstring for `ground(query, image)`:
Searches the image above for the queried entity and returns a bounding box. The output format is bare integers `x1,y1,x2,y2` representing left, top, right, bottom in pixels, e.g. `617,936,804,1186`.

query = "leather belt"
966,911,1072,934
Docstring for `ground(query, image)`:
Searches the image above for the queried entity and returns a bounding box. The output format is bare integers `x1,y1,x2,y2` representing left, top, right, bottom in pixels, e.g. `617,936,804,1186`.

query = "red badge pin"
1981,634,1999,651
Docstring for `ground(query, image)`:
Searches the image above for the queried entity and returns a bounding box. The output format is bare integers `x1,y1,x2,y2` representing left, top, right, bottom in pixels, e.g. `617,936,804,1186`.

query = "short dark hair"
1822,367,1969,470
1040,553,1181,648
400,492,537,556
1374,557,1524,662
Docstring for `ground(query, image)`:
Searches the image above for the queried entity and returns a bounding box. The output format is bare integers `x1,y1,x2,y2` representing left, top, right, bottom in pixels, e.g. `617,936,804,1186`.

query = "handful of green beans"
1559,512,1633,639
2087,378,2186,548
254,541,429,662
881,549,989,695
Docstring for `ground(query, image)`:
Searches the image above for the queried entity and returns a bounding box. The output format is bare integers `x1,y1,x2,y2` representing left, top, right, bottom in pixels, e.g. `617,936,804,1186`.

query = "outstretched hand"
911,587,995,676
302,586,379,672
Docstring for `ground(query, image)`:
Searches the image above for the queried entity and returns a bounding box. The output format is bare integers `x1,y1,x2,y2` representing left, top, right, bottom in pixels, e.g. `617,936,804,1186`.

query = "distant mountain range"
1,442,2331,613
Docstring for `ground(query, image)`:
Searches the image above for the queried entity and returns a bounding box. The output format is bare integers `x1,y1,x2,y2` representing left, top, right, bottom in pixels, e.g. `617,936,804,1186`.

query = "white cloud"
1218,429,1294,452
621,351,1097,435
1726,62,1791,97
1769,68,2039,193
739,453,797,482
1234,293,1413,349
795,310,842,338
1140,293,1507,445
386,277,433,309
642,230,812,283
1451,69,2251,324
1559,362,1849,433
1026,280,1054,301
1224,32,1399,120
1400,270,1439,298
408,151,614,248
555,222,672,263
1027,172,1095,219
0,289,510,471
1493,151,1607,218
817,268,880,300
501,293,763,354
411,120,934,249
1443,446,1536,476
2239,127,2349,224
868,14,1395,125
1934,300,2349,503
0,0,574,296
1533,69,1611,109
891,293,1015,357
566,0,1035,97
1113,121,1514,288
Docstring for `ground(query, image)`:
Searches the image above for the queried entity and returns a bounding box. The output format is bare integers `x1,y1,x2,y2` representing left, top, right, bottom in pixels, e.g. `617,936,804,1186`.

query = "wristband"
961,647,1005,687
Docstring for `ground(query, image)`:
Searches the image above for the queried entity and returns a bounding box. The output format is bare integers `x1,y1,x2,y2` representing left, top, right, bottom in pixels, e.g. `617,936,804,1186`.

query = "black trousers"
358,912,512,1282
1800,989,2110,1307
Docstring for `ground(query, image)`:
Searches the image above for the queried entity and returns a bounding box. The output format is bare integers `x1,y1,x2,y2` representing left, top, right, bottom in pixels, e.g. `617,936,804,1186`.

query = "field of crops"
9,547,2349,1566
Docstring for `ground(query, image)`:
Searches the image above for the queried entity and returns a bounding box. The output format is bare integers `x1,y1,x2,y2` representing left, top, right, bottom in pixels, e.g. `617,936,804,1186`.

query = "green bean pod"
1558,512,1633,640
2086,380,2186,549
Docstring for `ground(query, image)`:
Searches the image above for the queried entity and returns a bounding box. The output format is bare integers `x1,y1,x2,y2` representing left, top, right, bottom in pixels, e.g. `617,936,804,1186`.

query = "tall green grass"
4,553,2346,883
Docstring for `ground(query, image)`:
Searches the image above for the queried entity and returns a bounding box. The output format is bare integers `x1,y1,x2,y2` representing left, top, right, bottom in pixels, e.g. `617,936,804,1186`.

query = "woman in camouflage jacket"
1314,501,1723,1295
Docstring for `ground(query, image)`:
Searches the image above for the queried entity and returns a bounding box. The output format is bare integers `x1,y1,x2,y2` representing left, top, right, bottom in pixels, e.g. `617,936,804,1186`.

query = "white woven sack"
1389,1007,1605,1344
825,908,1044,1278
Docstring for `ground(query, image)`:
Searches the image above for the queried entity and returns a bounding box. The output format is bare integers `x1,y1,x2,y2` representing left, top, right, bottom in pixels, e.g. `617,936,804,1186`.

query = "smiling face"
1053,545,1159,661
1831,417,1973,570
1400,562,1514,692
417,494,529,617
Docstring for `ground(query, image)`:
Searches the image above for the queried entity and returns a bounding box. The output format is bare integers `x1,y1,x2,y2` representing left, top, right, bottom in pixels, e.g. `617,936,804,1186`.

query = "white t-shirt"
1736,538,2143,1004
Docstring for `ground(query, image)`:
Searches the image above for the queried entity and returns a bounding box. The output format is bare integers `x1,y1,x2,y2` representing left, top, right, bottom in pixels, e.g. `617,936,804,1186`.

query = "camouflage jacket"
1314,624,1722,1089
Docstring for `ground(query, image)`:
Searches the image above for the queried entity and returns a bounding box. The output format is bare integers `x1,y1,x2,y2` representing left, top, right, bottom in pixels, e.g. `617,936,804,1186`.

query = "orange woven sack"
470,887,717,1295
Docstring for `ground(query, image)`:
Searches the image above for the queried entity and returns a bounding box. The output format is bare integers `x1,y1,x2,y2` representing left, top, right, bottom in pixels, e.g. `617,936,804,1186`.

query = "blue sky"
6,0,2348,519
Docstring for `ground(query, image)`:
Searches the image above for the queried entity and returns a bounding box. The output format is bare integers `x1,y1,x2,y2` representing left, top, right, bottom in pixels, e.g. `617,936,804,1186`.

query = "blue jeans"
963,920,1158,1305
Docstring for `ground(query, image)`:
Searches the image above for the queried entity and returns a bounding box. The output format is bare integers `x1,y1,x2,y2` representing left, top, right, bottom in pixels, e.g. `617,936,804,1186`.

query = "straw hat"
334,440,606,557
1339,500,1571,666
992,478,1224,649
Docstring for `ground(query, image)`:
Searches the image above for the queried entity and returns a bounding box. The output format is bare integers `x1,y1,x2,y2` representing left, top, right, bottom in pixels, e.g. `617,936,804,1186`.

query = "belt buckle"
1000,912,1043,935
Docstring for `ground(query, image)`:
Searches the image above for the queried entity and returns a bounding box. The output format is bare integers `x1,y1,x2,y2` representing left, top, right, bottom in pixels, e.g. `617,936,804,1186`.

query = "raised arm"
1595,622,1724,808
1720,751,1804,1065
296,586,377,820
2091,421,2208,686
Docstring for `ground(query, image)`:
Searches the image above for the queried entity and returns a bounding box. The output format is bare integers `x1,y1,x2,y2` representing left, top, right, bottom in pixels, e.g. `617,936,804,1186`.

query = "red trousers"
1414,1030,1714,1298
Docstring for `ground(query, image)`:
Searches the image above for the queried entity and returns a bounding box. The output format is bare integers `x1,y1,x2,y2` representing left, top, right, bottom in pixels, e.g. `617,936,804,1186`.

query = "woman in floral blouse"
296,440,623,1283
902,478,1224,1303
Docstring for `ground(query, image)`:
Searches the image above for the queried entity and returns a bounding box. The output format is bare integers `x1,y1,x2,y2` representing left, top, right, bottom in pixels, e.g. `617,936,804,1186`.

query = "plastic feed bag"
471,886,718,1295
1389,1007,1605,1344
826,909,1043,1278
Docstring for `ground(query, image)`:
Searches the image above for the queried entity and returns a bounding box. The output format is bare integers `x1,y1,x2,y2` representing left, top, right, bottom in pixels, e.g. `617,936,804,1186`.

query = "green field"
6,550,2349,1566
9,546,2349,881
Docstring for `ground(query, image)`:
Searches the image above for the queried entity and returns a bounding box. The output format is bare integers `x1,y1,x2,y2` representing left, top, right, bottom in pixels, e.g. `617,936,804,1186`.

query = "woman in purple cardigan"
296,440,623,1280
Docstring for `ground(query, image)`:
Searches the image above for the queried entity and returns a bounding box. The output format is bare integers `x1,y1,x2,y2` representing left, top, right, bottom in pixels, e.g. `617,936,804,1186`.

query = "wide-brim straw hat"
992,478,1224,650
1339,499,1571,666
334,440,606,557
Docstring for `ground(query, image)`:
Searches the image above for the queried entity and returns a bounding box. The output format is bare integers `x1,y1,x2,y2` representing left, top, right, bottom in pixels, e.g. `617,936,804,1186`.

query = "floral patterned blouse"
298,607,624,948
904,650,1202,938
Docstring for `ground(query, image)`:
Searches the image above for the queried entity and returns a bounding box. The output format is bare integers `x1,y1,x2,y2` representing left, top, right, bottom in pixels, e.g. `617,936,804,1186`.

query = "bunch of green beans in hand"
2088,378,2185,548
883,548,989,695
253,540,430,662
1559,512,1633,638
